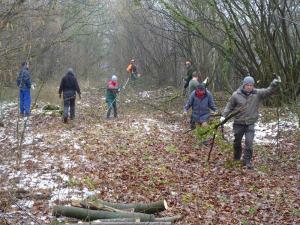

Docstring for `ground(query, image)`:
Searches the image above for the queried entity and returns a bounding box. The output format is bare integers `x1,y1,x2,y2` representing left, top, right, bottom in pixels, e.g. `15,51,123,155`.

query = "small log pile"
52,197,181,225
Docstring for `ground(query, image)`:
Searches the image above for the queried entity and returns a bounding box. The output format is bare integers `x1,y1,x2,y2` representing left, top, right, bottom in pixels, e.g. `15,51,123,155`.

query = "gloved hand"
273,76,281,84
220,116,225,122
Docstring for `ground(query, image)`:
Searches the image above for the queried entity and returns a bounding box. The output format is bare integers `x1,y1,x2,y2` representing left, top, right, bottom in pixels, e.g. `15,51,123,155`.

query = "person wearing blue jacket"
17,62,31,117
184,83,217,129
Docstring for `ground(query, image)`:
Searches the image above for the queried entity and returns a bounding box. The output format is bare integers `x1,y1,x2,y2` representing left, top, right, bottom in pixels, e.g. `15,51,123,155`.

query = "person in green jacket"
220,75,281,169
105,75,120,119
188,71,199,95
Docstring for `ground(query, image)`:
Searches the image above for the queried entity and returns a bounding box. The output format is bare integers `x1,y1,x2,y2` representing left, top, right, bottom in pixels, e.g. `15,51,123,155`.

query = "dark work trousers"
63,96,75,119
233,123,255,163
107,101,117,118
190,116,196,129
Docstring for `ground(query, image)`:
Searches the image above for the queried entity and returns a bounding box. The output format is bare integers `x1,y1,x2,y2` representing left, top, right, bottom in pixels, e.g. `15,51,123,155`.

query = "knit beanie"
111,75,117,81
67,68,74,74
243,76,255,85
196,83,206,90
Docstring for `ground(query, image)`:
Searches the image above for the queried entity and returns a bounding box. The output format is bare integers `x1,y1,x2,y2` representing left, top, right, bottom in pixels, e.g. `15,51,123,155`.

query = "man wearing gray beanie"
220,75,281,169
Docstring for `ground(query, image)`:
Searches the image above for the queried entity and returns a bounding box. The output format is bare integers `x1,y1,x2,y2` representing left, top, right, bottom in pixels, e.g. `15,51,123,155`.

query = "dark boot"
113,105,117,118
190,117,196,130
233,145,242,161
106,108,112,119
63,117,68,123
246,162,253,169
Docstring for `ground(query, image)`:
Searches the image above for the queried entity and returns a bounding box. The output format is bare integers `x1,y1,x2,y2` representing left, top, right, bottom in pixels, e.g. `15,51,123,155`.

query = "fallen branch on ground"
81,198,168,214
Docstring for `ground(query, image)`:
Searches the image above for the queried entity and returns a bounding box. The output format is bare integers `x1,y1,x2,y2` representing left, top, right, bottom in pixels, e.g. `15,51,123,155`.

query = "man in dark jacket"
59,68,81,123
220,75,281,169
17,61,31,117
183,60,196,96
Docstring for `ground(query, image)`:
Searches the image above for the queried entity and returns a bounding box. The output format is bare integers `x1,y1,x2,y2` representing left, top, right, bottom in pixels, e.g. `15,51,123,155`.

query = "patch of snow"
50,187,100,206
74,143,81,150
12,200,34,209
59,156,78,168
139,91,151,98
0,128,5,139
224,112,299,144
23,135,34,145
0,102,17,111
58,131,72,140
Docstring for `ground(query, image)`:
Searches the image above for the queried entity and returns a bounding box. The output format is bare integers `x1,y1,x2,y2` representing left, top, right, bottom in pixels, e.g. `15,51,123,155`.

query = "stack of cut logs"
52,197,182,225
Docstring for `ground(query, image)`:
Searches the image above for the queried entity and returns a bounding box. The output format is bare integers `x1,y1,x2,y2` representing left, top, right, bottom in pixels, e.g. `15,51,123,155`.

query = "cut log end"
163,200,169,210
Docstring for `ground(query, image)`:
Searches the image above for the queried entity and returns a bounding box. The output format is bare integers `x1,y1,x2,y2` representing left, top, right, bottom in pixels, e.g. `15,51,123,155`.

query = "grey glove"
273,76,281,85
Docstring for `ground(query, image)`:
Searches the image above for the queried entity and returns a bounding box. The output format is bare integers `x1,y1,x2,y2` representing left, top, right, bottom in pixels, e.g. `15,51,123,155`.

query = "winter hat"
111,75,117,81
67,68,74,74
243,76,255,85
196,83,206,90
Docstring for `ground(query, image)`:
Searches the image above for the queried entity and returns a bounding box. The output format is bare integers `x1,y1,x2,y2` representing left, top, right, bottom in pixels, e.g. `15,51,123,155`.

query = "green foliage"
83,176,96,190
248,206,258,215
164,144,178,153
67,177,80,187
241,218,249,225
224,159,243,169
291,208,300,217
258,164,269,173
193,119,231,151
193,120,219,142
48,219,64,225
181,193,193,205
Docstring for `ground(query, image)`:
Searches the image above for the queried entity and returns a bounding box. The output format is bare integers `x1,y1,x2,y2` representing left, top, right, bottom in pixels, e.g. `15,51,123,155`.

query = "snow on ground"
132,117,183,136
224,112,299,144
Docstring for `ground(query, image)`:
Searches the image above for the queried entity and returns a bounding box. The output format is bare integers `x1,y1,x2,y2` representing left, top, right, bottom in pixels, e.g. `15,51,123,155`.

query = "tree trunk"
154,215,182,223
53,206,155,222
83,198,168,214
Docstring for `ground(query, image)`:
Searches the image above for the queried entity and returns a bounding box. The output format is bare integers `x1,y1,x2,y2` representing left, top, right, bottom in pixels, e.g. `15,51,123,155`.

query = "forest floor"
0,86,299,225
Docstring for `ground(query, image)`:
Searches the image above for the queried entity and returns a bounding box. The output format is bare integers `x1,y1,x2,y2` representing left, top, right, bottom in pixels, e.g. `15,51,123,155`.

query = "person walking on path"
17,61,32,117
126,59,139,81
59,68,81,123
184,83,217,129
106,75,121,119
220,75,281,169
188,71,200,95
183,60,196,96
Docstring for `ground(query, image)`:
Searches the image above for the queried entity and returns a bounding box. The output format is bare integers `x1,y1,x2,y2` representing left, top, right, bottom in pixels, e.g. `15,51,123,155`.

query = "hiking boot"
63,117,68,123
246,162,253,170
